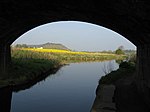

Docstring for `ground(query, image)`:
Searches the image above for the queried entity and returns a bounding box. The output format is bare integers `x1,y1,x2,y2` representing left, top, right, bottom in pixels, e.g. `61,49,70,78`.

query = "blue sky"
13,21,136,51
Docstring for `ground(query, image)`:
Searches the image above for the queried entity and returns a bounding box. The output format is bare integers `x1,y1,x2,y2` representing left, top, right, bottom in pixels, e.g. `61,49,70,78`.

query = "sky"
13,21,136,51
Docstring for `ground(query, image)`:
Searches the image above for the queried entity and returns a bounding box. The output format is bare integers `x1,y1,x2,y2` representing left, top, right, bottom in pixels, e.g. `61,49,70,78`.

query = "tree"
22,44,28,48
15,44,28,48
15,44,22,48
118,45,124,50
115,48,125,55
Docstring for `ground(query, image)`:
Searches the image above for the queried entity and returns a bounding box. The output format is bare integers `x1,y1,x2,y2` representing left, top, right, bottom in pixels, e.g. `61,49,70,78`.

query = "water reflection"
0,61,118,112
0,67,60,112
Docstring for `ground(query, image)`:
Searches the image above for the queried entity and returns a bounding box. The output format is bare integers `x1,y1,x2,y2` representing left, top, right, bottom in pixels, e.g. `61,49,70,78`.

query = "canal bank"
0,62,64,89
91,74,135,112
91,84,116,112
4,61,117,112
91,62,135,112
91,62,150,112
1,61,122,112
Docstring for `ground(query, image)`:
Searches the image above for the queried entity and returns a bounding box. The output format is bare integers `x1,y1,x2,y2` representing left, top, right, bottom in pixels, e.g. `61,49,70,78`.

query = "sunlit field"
0,47,126,87
11,48,125,63
21,48,114,55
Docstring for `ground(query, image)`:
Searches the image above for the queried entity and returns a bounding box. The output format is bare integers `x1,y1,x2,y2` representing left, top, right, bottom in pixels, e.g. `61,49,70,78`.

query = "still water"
10,60,118,112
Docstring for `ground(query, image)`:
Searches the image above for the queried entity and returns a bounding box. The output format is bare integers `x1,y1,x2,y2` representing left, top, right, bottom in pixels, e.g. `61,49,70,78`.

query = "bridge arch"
0,0,150,106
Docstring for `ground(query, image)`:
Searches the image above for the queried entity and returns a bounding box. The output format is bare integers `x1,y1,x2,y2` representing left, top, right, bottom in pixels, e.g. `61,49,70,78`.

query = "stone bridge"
0,0,150,106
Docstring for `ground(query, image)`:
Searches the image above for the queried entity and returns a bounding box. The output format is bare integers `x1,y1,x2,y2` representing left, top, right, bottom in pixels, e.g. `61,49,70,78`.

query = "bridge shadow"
114,82,149,112
91,74,150,112
0,86,12,112
1,67,150,112
0,66,60,112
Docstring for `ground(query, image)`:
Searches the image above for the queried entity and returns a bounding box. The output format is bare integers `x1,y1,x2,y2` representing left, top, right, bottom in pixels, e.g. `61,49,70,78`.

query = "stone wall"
0,44,11,75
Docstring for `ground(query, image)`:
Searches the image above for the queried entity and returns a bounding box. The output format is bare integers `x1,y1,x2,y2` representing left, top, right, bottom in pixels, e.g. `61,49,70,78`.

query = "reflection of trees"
102,61,115,75
0,87,12,112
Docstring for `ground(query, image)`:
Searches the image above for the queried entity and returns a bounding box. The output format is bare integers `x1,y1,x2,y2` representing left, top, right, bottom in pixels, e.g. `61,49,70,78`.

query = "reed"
0,48,126,87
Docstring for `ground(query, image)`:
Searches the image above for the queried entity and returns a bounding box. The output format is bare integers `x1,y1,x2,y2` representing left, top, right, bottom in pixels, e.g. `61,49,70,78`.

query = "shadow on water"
0,66,62,112
0,86,12,112
3,61,145,112
0,61,118,112
91,80,150,112
2,83,149,112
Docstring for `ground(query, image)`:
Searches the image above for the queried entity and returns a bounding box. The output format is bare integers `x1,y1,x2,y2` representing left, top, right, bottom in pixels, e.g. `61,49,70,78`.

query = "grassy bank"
15,48,126,63
99,61,136,85
0,58,62,87
0,48,126,88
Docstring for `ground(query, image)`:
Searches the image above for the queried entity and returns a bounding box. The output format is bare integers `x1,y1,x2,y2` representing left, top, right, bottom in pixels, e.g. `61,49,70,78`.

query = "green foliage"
124,49,136,54
0,48,126,87
0,57,62,87
0,49,63,87
119,61,135,69
99,61,135,85
16,43,70,50
11,48,125,63
127,53,136,63
15,44,28,48
115,48,125,55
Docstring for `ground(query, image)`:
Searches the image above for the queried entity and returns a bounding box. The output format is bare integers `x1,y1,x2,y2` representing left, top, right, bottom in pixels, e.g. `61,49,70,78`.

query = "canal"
1,60,119,112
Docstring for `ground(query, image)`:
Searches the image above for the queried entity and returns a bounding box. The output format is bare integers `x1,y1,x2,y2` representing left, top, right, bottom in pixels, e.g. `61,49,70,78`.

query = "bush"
99,61,135,85
115,49,125,55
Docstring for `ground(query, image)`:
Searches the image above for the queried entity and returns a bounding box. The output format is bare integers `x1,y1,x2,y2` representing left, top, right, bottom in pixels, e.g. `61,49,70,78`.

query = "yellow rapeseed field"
21,48,115,56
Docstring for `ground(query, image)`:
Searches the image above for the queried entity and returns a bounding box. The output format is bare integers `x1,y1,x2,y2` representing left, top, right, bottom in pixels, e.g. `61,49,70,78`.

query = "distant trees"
101,50,113,54
15,44,28,48
115,49,125,55
14,43,70,50
118,45,124,50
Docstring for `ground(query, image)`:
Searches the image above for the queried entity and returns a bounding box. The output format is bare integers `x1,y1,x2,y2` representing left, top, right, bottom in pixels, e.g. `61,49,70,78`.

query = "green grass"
11,48,126,63
0,58,62,87
0,48,126,87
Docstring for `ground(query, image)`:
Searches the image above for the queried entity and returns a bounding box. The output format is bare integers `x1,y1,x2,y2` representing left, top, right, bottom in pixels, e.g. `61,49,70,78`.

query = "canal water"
10,60,118,112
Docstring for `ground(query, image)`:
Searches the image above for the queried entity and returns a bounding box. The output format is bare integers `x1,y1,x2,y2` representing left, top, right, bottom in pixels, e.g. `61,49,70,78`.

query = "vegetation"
99,48,136,85
16,48,126,62
115,48,125,55
0,55,62,87
124,49,136,55
126,51,136,63
15,44,28,48
0,46,126,88
15,42,70,50
99,61,135,85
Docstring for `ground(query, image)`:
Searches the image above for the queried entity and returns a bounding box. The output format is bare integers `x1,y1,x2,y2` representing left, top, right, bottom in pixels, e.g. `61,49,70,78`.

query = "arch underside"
0,0,150,106
0,0,150,46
